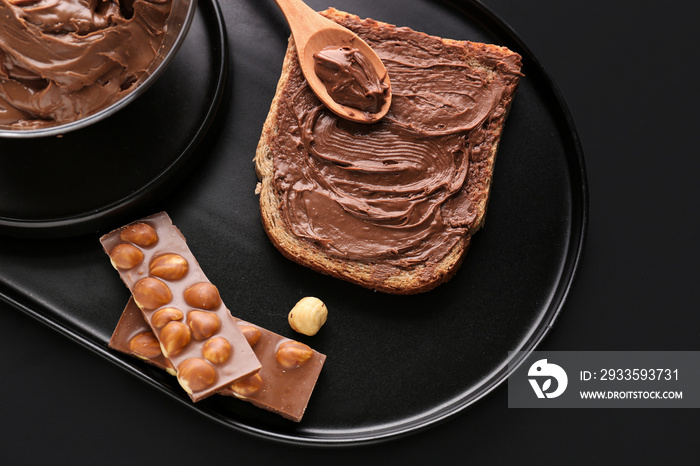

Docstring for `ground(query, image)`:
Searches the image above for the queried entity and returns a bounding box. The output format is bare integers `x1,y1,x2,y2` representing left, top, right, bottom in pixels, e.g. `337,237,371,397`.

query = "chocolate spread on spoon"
313,45,388,114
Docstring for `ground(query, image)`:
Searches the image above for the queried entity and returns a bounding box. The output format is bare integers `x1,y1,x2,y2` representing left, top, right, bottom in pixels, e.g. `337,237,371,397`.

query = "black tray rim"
0,0,588,447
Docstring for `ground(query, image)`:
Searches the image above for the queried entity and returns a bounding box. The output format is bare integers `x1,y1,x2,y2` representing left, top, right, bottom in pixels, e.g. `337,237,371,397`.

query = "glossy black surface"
0,0,585,444
1,0,697,463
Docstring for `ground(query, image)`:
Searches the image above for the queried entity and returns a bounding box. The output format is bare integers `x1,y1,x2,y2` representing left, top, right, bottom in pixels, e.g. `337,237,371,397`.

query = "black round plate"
162,0,588,445
0,0,227,238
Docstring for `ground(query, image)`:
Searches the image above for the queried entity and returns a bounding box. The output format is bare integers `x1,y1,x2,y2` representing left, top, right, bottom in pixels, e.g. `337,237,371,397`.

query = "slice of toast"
255,9,522,294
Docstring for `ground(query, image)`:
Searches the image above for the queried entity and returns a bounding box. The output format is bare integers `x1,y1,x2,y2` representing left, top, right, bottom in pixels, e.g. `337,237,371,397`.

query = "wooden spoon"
274,0,392,123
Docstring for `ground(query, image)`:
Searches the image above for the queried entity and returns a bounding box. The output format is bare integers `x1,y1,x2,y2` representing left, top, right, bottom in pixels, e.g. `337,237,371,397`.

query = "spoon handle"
274,0,333,51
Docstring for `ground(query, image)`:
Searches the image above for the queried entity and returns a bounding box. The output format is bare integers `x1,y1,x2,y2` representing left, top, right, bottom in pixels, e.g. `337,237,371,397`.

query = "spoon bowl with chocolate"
0,0,197,138
274,0,392,123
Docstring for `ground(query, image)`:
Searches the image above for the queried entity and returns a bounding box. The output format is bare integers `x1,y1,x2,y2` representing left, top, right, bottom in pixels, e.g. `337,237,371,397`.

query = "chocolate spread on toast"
271,14,522,269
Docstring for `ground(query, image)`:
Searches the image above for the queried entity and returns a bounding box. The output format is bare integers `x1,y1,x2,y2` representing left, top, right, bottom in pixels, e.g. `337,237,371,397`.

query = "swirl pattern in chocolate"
271,14,522,269
0,0,171,129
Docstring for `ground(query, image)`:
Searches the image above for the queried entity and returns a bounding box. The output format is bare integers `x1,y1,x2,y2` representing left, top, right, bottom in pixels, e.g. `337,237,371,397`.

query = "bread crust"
255,9,521,294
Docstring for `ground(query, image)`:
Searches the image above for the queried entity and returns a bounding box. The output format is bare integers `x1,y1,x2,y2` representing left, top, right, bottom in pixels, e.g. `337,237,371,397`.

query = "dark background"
1,0,697,463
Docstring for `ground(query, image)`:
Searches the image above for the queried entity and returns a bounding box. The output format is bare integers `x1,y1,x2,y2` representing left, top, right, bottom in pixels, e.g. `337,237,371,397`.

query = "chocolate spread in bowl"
271,14,522,270
0,0,172,130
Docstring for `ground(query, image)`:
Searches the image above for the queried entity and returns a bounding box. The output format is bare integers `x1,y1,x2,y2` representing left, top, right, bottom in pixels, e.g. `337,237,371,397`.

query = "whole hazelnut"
120,223,158,247
150,253,189,281
151,307,184,328
128,332,162,359
288,297,328,336
202,337,232,364
177,358,216,393
187,310,221,340
159,321,191,357
275,340,313,369
238,324,262,347
184,282,221,310
228,373,263,398
109,243,144,270
132,277,172,311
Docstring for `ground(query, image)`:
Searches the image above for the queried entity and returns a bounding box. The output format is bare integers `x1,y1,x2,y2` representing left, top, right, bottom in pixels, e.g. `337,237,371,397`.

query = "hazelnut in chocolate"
222,322,325,422
110,298,326,422
100,212,261,402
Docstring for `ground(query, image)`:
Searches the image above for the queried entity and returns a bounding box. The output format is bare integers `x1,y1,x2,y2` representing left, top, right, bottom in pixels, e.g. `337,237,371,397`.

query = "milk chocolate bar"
109,298,175,375
100,212,261,402
110,298,326,422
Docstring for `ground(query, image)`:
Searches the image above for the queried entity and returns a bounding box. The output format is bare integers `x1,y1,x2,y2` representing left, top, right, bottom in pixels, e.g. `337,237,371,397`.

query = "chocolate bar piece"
109,298,175,375
110,298,326,422
100,212,261,402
